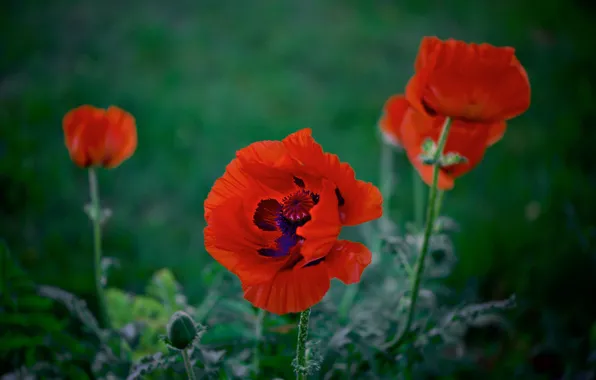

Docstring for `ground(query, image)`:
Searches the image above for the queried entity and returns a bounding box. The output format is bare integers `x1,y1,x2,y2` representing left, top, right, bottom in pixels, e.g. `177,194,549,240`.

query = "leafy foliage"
0,242,91,378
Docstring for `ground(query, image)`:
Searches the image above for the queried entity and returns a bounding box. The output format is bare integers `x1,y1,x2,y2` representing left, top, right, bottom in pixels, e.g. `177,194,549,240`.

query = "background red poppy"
406,37,531,123
63,105,137,168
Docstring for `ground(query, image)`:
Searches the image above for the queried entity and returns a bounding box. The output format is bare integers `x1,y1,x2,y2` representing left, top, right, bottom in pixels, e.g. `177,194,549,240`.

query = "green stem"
182,349,197,380
383,117,452,350
380,139,394,223
375,140,394,259
413,167,425,230
253,309,266,376
295,308,311,380
88,168,110,328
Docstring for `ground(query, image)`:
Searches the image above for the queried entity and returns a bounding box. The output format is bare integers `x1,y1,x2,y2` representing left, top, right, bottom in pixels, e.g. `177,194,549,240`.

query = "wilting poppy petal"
406,36,531,123
379,95,409,147
62,105,136,168
283,129,383,226
242,259,330,315
326,240,372,284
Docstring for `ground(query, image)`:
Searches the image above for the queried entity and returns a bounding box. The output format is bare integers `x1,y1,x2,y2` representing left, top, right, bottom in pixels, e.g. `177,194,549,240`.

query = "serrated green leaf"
37,285,102,338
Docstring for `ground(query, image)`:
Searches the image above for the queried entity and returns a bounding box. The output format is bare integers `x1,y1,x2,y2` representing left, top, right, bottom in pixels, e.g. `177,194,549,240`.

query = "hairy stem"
295,308,311,380
413,167,425,229
182,349,196,380
253,309,266,376
383,117,452,349
88,168,110,328
433,190,445,223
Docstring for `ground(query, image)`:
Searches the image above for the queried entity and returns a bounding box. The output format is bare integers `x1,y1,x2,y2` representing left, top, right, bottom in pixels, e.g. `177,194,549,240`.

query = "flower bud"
166,311,198,350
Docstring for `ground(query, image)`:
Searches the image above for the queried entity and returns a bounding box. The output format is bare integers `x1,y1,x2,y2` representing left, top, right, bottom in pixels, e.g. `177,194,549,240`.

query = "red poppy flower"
382,96,507,190
405,36,530,122
380,37,530,189
204,129,383,314
63,105,137,168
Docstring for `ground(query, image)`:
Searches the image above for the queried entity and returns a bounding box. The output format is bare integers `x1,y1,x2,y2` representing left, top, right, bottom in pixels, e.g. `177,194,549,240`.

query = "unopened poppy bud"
166,311,198,350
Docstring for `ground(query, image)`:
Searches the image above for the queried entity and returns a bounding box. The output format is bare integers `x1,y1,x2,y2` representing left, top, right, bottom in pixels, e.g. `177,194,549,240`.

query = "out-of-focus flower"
380,37,531,189
204,128,382,314
405,36,530,123
63,105,137,168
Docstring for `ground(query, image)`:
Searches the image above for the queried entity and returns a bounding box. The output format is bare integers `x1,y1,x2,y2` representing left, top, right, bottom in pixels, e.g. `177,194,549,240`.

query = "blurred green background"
2,0,595,376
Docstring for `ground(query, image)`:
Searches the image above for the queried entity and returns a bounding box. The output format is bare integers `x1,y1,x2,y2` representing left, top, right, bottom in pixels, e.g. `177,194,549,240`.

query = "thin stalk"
88,168,110,328
383,117,452,350
295,308,311,380
433,190,445,223
375,140,394,260
413,169,425,230
380,140,394,224
182,349,197,380
253,309,266,376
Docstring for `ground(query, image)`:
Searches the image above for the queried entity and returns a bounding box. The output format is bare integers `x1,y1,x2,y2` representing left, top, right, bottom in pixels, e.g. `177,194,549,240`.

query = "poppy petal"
414,36,442,72
407,37,531,122
242,260,330,314
63,105,137,168
204,159,253,222
297,179,341,261
326,240,372,284
102,106,137,168
332,164,383,226
379,95,409,147
486,121,507,146
411,160,456,190
63,105,99,151
283,129,383,227
236,140,299,194
63,105,106,167
204,197,285,285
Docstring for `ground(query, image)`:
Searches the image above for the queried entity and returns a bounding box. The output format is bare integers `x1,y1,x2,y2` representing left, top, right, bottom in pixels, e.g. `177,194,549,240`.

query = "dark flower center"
252,176,344,262
253,186,319,258
281,190,315,223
